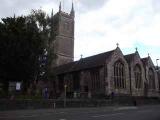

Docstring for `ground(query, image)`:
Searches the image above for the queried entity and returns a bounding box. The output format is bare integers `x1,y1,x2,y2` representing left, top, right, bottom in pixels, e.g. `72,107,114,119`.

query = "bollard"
53,102,56,109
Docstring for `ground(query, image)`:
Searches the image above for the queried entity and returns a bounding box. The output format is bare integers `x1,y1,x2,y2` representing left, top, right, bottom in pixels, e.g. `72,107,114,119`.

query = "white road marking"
92,112,124,118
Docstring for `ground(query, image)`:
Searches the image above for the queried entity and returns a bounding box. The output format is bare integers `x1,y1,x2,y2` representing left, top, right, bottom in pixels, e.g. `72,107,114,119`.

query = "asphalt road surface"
0,105,160,120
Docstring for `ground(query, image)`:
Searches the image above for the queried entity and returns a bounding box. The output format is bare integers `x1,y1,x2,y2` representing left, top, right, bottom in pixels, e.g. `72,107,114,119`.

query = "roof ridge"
124,52,135,57
79,49,115,59
54,49,115,74
141,57,148,59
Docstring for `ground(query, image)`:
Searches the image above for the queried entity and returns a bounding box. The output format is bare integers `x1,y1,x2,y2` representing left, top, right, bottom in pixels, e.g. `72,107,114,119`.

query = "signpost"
64,84,67,107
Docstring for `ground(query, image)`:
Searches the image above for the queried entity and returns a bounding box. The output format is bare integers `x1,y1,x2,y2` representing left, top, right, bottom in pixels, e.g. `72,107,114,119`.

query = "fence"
0,97,159,111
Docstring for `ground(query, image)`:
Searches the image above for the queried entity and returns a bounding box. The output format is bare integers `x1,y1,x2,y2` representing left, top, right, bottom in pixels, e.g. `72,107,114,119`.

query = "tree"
0,9,53,94
28,9,56,84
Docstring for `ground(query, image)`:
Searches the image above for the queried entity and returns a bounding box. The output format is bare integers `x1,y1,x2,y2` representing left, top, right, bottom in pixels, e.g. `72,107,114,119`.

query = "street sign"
16,82,21,90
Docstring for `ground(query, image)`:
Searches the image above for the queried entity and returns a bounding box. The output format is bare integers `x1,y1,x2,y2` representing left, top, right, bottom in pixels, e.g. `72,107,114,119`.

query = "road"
0,105,160,120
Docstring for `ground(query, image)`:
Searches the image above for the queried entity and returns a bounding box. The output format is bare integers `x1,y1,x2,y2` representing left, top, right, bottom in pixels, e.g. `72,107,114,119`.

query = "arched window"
90,68,100,90
114,60,126,89
134,64,142,89
148,68,155,89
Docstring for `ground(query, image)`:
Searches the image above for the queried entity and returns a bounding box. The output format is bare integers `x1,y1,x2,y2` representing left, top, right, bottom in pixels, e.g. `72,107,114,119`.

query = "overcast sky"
0,0,160,65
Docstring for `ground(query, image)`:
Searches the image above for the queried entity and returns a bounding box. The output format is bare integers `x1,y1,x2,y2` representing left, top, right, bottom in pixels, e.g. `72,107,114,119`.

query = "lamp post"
156,59,159,70
64,84,67,107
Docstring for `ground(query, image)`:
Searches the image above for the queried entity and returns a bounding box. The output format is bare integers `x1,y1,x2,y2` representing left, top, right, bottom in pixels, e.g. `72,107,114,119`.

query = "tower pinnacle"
70,1,75,17
59,1,62,12
51,9,53,17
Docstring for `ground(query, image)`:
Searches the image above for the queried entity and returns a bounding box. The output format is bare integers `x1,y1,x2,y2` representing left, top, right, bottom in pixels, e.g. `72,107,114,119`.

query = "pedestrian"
44,88,48,99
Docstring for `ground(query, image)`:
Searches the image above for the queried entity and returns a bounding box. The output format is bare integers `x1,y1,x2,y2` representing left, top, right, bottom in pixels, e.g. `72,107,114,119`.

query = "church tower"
51,2,75,67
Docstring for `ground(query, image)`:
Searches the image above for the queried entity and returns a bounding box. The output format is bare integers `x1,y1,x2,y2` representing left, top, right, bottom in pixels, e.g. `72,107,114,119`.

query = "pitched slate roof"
141,57,148,65
54,50,115,74
124,53,135,63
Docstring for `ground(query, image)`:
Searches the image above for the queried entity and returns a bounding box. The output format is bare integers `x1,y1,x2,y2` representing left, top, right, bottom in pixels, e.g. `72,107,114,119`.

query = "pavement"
0,105,160,120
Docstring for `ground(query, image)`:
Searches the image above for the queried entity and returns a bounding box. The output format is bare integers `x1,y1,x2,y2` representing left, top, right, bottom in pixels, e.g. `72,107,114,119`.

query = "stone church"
48,3,160,99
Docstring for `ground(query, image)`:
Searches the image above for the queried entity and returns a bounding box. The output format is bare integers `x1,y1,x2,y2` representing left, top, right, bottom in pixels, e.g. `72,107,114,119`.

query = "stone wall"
52,11,74,67
129,53,145,96
144,57,159,97
106,47,130,95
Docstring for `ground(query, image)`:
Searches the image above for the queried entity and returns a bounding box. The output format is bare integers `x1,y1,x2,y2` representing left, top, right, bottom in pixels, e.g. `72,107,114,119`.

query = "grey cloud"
78,0,107,9
76,0,108,13
0,0,58,18
0,0,108,18
52,0,108,13
0,0,97,22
